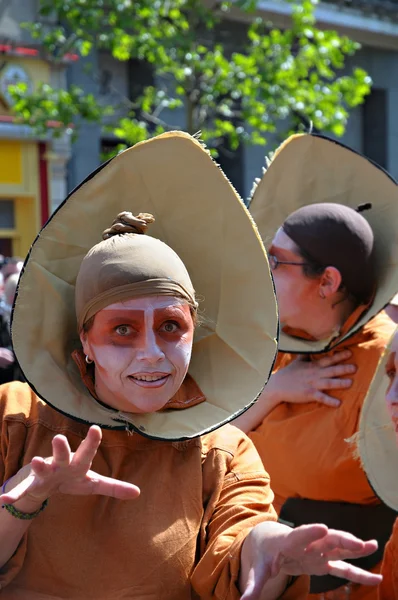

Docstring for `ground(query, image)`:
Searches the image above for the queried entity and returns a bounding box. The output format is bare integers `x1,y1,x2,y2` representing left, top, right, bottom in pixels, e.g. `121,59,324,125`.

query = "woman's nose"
136,330,165,363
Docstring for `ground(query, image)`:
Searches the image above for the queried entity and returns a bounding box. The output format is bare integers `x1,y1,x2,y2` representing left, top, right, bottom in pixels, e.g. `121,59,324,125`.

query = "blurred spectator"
2,256,23,282
0,272,24,384
386,294,398,324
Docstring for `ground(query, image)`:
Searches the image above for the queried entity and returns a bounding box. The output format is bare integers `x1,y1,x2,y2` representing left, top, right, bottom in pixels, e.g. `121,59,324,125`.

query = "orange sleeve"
379,520,398,599
190,427,309,599
0,383,35,587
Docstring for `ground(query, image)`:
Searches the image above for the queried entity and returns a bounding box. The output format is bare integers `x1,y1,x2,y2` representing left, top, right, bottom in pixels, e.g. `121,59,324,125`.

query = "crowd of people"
0,256,24,385
0,131,397,599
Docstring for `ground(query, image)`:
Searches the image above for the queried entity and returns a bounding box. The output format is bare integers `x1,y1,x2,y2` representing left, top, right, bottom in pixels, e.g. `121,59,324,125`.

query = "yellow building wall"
0,140,40,257
0,57,51,257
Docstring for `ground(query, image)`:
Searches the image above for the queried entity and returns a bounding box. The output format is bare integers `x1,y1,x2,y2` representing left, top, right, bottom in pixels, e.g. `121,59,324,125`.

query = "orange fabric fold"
379,518,398,599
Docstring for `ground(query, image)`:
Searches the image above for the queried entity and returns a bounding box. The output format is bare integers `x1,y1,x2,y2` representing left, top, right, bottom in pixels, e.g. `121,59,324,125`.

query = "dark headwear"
282,202,376,302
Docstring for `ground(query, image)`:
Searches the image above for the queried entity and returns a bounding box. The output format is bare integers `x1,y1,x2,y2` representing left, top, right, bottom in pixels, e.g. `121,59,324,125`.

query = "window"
0,199,15,229
362,88,387,169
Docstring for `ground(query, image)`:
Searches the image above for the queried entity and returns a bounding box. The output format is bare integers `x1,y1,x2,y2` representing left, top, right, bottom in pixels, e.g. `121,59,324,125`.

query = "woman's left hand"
240,522,382,599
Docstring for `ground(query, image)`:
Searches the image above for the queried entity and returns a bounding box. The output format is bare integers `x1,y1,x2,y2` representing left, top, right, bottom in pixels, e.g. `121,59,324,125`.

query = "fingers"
306,533,378,561
30,456,49,477
283,524,329,554
59,471,141,500
92,475,140,500
311,390,341,407
317,377,352,390
329,560,382,586
52,434,72,468
322,363,356,380
317,350,353,368
71,425,102,472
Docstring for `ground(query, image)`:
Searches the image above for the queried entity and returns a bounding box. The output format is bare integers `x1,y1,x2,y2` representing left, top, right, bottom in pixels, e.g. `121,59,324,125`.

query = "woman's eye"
115,325,131,336
161,321,179,333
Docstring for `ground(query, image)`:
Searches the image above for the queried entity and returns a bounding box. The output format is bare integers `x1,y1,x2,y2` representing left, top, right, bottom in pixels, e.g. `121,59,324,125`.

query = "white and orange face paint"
385,331,398,444
80,296,194,414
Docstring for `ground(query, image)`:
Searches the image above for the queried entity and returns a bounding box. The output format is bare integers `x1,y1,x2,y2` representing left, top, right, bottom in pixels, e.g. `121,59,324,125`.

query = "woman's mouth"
128,373,170,388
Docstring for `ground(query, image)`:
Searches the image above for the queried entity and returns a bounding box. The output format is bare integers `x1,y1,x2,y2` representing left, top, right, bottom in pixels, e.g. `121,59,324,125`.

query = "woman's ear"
79,330,90,356
319,266,342,299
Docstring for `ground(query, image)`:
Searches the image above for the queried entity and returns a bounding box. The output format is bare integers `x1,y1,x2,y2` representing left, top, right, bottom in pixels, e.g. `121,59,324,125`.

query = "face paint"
80,296,194,414
385,332,398,444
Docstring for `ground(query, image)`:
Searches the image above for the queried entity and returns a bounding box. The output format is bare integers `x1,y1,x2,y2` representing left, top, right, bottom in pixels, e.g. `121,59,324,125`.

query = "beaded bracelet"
1,477,49,520
2,499,49,520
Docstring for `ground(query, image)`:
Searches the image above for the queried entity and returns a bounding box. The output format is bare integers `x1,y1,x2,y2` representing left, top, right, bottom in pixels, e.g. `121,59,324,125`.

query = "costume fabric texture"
249,311,395,600
379,518,398,599
0,382,308,599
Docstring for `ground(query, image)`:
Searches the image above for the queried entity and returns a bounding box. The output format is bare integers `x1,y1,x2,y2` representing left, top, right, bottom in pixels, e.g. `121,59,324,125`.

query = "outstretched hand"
241,522,382,600
1,425,140,508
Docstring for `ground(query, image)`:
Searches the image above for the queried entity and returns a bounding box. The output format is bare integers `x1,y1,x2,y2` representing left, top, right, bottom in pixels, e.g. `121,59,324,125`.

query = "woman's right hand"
270,349,357,408
1,425,140,511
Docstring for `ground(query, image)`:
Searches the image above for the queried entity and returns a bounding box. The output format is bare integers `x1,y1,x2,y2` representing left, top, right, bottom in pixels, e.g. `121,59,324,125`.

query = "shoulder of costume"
200,424,257,458
0,381,66,429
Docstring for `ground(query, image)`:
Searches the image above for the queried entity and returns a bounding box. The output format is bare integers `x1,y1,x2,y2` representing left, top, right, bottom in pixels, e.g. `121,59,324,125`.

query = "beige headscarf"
76,211,197,330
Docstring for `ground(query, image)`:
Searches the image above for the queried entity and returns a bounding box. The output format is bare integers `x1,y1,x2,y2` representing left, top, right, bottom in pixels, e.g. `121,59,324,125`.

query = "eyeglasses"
268,254,309,271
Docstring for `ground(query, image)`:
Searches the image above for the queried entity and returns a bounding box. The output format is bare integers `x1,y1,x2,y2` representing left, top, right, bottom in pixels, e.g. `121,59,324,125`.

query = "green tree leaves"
13,0,371,154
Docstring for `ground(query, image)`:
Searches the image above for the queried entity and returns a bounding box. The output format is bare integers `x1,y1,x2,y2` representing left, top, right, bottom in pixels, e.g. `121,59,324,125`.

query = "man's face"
80,295,194,414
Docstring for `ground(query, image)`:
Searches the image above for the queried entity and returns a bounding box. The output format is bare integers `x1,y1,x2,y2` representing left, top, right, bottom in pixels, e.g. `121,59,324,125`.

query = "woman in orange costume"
356,328,398,599
235,134,398,600
0,132,381,599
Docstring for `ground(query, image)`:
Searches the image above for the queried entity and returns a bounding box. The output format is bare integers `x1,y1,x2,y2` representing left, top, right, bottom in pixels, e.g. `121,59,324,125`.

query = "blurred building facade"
72,0,398,198
0,0,70,256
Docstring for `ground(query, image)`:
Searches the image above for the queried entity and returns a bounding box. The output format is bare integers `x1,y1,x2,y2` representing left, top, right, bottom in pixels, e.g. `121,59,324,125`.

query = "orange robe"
249,311,395,600
0,381,307,599
379,518,398,599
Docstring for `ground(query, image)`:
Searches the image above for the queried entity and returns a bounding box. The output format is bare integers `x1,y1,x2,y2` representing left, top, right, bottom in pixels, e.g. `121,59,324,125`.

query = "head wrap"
282,202,376,302
76,211,197,330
